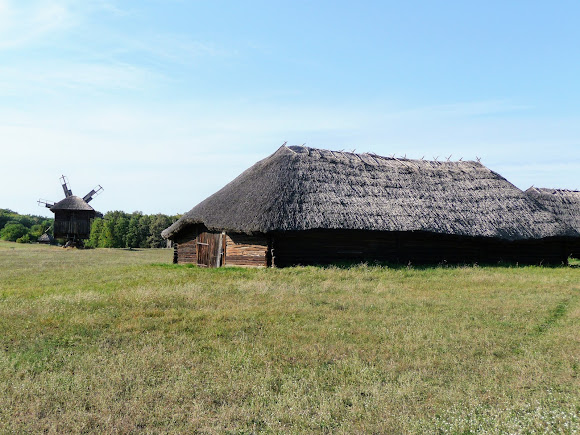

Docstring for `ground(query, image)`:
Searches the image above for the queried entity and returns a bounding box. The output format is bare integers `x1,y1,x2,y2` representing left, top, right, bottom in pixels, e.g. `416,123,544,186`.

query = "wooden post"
216,232,224,267
270,238,276,268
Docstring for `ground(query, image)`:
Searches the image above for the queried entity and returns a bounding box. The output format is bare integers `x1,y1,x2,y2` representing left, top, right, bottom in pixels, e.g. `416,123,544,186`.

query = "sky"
1,0,579,217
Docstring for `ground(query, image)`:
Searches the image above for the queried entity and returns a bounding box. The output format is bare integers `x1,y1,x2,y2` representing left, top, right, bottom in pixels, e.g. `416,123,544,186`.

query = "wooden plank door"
196,232,225,267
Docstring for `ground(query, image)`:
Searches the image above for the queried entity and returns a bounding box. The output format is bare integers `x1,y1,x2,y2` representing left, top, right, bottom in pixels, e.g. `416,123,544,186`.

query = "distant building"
38,176,103,247
37,232,55,245
50,196,96,242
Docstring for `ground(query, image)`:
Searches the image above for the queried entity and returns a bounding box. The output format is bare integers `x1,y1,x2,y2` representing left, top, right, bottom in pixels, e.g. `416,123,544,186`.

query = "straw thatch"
50,196,95,211
526,187,580,234
37,232,54,244
163,145,576,241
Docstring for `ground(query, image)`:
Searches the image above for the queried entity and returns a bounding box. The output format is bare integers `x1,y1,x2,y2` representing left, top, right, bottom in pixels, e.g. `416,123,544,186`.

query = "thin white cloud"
387,100,533,119
0,1,232,97
0,0,76,49
130,34,237,64
92,0,128,17
0,61,168,97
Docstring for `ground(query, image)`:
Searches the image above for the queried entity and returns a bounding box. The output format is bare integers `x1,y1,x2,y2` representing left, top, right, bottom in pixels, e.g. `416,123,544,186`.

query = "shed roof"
50,195,95,211
163,145,577,241
525,187,580,234
37,233,54,243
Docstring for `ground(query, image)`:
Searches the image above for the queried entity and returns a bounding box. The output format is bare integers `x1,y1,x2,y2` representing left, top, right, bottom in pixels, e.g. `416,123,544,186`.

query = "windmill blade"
83,185,103,203
60,175,72,197
38,199,55,208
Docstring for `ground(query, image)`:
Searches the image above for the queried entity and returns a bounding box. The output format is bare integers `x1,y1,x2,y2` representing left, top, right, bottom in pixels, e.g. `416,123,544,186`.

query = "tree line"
86,211,179,248
0,209,52,243
0,208,179,248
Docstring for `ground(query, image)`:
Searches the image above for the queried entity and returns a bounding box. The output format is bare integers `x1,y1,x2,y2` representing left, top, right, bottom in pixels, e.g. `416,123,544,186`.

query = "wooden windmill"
38,175,103,247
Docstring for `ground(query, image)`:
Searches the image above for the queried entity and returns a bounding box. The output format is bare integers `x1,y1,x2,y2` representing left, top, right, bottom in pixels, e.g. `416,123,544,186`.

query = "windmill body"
38,176,103,247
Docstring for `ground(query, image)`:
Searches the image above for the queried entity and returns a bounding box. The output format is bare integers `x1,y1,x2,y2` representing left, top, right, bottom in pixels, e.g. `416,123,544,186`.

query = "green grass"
1,240,579,433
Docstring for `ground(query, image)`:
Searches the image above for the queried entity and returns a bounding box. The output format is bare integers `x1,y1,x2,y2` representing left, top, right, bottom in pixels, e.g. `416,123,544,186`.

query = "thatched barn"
525,187,580,258
162,145,578,267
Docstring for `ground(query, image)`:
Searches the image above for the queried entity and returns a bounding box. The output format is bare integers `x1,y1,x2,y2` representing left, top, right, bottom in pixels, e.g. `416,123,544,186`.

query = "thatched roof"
163,145,577,241
37,232,54,243
50,195,94,212
526,187,580,234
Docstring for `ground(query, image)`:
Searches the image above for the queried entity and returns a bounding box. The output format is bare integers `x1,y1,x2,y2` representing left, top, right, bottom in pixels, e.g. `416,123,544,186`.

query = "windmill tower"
38,175,103,247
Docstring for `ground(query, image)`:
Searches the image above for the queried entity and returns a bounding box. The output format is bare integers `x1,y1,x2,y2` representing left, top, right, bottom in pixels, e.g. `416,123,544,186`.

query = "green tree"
147,214,171,248
16,233,31,243
86,218,104,248
0,210,54,243
115,216,130,248
126,212,143,248
0,209,17,230
0,223,29,241
29,224,45,241
63,210,178,249
101,219,115,248
138,215,151,248
15,215,34,228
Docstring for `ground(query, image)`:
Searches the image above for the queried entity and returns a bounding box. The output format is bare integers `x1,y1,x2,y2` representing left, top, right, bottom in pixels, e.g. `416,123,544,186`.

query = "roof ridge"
285,145,482,166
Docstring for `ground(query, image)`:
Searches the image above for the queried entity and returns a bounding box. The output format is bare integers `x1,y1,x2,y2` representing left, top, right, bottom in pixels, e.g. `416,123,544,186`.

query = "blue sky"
1,0,579,217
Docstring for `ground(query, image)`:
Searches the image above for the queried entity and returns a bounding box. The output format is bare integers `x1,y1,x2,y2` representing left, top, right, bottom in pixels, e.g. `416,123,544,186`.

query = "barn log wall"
173,226,199,265
570,241,580,259
225,233,269,267
271,230,570,267
174,239,197,264
173,227,268,267
172,228,570,267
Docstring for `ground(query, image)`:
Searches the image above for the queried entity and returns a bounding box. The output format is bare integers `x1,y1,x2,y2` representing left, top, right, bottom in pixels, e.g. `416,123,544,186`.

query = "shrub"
0,223,29,241
16,234,31,243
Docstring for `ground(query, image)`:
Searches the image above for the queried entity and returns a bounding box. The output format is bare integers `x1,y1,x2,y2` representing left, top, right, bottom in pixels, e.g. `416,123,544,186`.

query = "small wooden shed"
163,146,578,267
37,232,55,245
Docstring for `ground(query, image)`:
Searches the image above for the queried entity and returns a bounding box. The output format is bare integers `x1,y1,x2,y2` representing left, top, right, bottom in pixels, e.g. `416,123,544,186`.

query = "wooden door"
196,232,225,267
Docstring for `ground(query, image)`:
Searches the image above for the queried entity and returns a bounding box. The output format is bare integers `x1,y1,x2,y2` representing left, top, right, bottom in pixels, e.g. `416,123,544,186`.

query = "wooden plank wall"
53,211,92,239
271,230,570,267
225,233,269,267
197,232,225,267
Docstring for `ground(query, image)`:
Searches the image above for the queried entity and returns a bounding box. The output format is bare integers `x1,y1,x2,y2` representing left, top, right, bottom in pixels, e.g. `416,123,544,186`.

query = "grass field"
1,240,579,433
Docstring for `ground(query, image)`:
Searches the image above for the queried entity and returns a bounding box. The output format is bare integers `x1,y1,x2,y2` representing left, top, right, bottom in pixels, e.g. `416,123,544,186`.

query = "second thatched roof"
526,187,580,234
163,145,577,241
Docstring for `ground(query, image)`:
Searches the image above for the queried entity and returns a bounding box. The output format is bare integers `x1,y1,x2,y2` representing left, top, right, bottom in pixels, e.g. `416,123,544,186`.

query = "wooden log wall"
175,239,197,264
569,241,580,259
173,227,269,267
271,230,570,267
173,226,200,265
225,233,269,267
172,226,571,267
